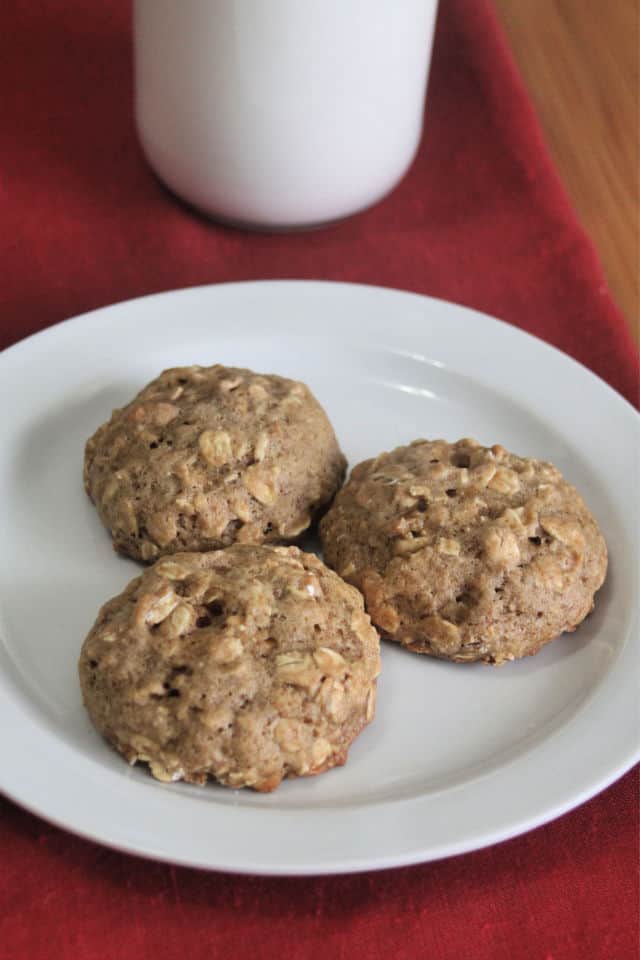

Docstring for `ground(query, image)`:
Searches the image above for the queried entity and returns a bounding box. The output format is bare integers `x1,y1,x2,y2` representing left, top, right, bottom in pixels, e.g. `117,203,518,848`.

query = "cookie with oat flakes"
320,438,607,664
79,545,380,791
84,364,346,562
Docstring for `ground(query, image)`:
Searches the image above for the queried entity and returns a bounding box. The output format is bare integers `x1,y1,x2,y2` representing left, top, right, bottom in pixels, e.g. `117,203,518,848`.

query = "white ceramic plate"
1,281,637,876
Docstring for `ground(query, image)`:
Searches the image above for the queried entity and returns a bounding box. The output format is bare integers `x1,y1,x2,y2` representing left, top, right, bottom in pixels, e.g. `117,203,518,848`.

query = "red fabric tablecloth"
1,1,638,958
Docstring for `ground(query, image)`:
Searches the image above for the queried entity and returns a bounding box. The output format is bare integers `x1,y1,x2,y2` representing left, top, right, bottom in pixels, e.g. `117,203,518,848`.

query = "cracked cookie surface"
79,545,381,791
84,365,346,562
320,438,607,664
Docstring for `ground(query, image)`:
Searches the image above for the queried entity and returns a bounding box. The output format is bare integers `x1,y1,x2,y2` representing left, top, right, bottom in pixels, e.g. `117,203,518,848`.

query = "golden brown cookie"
320,438,607,664
84,365,346,562
79,545,381,791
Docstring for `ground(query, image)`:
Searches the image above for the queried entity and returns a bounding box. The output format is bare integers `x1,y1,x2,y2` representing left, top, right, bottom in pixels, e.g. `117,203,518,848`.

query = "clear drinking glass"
134,0,439,229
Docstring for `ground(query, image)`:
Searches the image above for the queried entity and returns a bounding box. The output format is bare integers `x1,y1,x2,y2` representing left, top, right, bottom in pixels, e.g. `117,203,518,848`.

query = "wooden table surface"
494,0,639,343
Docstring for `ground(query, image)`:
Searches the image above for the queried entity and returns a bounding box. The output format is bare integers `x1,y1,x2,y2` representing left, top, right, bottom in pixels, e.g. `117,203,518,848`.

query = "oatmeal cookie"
320,438,607,664
84,365,346,562
79,545,380,791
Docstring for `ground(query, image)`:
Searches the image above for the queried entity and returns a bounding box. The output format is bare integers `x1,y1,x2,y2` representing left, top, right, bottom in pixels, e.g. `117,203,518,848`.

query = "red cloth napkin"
1,1,638,958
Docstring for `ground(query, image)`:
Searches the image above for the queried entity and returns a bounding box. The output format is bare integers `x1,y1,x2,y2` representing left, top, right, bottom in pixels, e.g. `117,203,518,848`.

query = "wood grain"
493,0,639,340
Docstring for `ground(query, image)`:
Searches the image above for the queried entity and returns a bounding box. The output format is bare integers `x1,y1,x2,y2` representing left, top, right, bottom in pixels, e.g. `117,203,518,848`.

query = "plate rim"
1,279,638,421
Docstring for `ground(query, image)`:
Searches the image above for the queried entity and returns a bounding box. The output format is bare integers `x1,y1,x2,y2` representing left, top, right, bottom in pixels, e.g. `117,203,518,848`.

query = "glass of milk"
134,0,439,229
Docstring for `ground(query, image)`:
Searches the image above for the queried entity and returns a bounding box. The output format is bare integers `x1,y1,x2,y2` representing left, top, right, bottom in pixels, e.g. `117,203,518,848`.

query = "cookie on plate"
84,365,346,562
79,545,381,791
320,438,607,664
